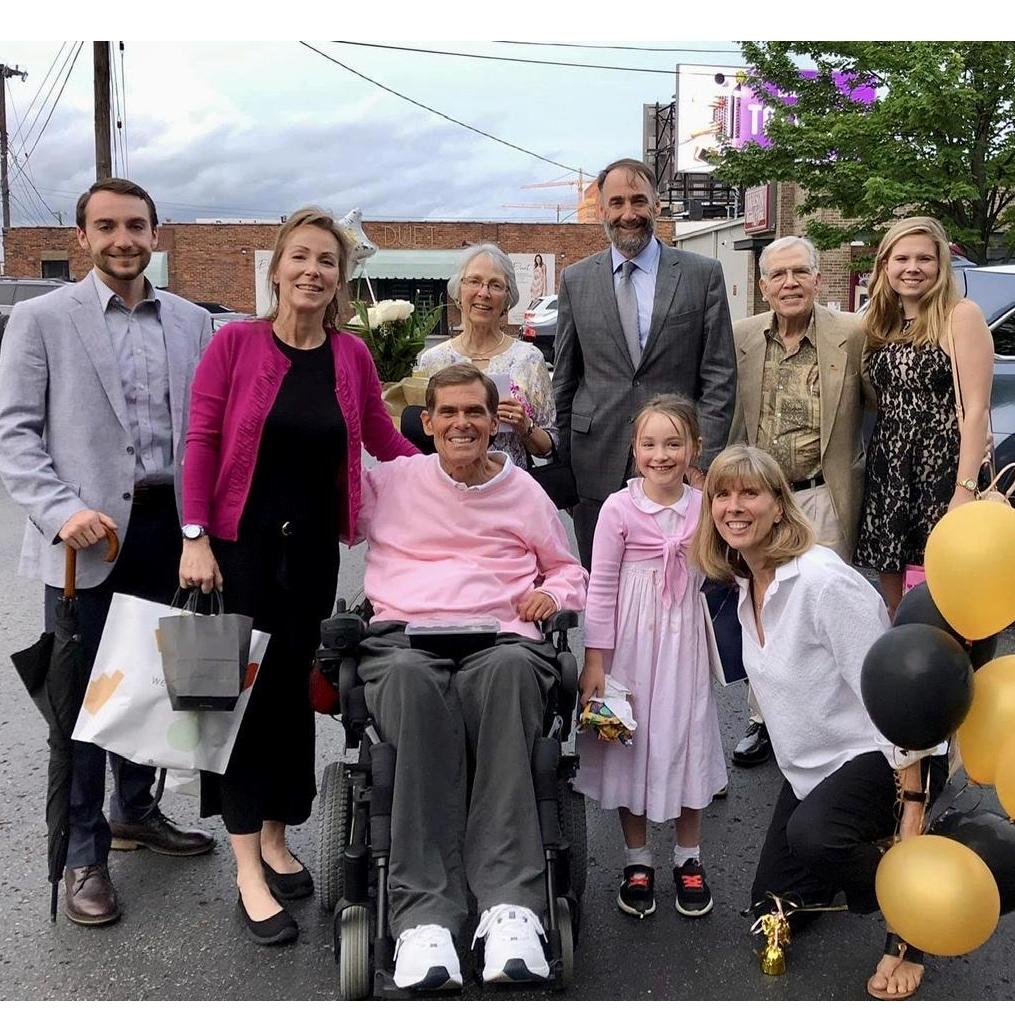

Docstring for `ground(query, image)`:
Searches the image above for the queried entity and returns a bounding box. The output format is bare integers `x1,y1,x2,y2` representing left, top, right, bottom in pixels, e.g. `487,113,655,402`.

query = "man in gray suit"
553,158,736,567
0,178,215,926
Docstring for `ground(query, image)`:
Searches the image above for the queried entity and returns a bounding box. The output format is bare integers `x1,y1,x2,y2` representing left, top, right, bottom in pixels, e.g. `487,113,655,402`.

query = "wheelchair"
314,599,588,1000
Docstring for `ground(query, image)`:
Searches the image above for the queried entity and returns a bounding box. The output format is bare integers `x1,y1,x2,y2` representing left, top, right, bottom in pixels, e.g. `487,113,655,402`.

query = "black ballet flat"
236,893,299,945
261,854,314,901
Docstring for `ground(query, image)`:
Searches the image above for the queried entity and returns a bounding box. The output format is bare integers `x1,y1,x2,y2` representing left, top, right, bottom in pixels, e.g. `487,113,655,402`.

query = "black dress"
854,340,960,572
202,335,346,834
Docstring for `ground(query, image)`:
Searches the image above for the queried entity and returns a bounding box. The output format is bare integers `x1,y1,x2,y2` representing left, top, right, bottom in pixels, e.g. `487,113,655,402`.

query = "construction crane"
522,174,586,195
502,202,578,223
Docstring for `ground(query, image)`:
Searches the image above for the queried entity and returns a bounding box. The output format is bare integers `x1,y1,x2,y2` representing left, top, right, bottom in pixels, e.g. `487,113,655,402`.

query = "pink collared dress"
574,479,727,821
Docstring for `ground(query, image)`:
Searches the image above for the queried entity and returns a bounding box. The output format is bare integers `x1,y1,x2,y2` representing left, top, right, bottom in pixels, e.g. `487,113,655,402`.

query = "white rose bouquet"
347,298,444,382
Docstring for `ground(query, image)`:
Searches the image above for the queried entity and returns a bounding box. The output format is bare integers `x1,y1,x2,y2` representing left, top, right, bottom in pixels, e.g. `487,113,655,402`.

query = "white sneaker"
392,924,462,991
473,904,550,983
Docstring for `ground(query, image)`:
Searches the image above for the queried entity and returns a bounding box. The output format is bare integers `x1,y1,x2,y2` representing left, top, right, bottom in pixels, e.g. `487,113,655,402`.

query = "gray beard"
604,221,654,258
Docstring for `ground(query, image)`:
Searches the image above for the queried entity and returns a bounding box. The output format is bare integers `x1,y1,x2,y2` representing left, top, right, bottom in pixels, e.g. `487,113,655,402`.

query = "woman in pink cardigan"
179,207,418,946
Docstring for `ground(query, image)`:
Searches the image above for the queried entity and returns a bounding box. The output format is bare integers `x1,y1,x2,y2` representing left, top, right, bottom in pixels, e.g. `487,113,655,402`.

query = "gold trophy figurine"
757,911,791,976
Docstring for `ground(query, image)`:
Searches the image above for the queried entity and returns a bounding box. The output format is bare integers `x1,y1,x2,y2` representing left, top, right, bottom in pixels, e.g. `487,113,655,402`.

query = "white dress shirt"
736,545,937,800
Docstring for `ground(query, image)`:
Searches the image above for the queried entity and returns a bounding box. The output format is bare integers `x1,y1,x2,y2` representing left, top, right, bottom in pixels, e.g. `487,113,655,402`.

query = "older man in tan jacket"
728,235,868,766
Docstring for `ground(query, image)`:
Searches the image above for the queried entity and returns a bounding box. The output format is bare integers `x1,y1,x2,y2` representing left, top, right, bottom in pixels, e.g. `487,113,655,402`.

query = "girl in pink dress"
576,394,727,920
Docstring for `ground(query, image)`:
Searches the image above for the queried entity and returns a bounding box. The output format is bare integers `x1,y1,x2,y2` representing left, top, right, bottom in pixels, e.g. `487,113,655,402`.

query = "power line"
301,42,583,175
332,40,677,75
11,154,59,222
10,42,66,149
9,42,83,187
110,44,123,175
118,41,129,177
15,42,76,156
495,41,744,55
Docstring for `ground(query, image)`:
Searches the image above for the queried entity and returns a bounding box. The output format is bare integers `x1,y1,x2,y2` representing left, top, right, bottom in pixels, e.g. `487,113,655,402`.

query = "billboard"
674,64,747,173
508,253,556,325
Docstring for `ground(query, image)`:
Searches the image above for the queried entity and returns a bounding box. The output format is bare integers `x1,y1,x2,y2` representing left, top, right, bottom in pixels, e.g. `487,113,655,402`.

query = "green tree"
712,42,1015,263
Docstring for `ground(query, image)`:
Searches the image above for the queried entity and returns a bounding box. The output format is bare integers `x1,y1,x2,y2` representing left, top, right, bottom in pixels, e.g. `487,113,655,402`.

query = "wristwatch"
956,478,978,494
181,524,207,540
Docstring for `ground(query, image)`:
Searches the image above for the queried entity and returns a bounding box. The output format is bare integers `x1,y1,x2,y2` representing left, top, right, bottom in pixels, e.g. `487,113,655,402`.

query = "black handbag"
528,455,579,511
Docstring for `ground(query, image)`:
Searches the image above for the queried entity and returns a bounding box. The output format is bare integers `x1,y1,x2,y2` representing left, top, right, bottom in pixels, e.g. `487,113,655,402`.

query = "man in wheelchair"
354,363,587,991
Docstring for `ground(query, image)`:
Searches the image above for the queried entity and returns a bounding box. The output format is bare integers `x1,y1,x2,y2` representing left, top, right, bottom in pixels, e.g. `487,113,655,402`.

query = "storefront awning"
355,249,463,280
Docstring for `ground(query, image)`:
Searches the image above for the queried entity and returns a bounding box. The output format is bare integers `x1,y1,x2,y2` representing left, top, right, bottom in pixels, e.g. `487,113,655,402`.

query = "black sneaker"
617,864,656,919
674,858,713,917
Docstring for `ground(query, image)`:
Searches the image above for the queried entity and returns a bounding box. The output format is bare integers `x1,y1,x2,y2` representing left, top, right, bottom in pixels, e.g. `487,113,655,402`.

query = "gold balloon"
957,655,1015,783
924,500,1015,640
994,733,1015,819
876,836,1000,956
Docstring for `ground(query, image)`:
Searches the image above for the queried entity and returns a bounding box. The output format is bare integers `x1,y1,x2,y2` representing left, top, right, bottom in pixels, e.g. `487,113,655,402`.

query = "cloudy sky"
0,34,745,228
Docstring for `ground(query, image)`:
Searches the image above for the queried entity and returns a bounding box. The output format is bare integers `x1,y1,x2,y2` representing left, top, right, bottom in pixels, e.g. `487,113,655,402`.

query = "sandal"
866,932,925,1000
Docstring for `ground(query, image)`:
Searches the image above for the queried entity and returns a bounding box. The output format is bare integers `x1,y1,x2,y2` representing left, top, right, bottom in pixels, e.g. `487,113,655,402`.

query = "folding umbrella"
11,534,119,920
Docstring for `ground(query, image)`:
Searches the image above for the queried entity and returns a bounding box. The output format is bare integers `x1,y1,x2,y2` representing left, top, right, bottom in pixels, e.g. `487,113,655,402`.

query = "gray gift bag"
159,590,253,711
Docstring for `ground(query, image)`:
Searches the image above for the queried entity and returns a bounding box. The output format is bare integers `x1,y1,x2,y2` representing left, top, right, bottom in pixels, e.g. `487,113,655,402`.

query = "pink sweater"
183,319,418,542
358,454,588,639
585,483,702,650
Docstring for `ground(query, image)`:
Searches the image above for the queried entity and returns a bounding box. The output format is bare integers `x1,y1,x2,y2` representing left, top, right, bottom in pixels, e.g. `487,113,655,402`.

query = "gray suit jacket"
0,274,212,588
552,242,736,502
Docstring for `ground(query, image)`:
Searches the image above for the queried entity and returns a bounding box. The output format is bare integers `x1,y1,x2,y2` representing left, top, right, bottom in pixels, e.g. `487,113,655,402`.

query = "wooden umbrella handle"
63,530,121,598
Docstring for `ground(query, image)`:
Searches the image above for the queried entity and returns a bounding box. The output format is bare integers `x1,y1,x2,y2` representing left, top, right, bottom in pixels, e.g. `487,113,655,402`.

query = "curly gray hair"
447,243,520,308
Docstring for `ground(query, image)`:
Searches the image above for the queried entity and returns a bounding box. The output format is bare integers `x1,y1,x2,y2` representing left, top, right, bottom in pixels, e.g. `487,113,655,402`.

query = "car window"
993,312,1015,358
14,283,56,303
0,283,16,304
546,298,557,312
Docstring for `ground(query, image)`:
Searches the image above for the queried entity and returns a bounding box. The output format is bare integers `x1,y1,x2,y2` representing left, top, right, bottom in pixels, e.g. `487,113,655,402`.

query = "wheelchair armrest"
540,610,579,636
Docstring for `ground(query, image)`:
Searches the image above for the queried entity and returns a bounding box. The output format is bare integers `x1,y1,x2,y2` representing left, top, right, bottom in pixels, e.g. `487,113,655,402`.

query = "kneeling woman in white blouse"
693,445,946,1001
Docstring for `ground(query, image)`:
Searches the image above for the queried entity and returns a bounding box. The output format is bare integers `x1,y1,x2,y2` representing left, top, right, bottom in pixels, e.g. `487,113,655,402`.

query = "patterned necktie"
617,259,641,369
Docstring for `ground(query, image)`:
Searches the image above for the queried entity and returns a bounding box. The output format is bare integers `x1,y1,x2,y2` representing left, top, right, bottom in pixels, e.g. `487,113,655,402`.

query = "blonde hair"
865,216,959,350
631,394,701,474
265,206,351,330
692,445,815,583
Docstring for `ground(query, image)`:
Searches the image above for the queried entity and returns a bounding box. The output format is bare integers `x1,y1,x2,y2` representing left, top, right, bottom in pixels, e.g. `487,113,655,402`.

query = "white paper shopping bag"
72,593,269,774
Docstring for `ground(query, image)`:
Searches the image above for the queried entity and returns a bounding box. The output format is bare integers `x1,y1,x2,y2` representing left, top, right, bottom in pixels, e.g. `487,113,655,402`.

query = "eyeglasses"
461,276,508,295
766,267,816,283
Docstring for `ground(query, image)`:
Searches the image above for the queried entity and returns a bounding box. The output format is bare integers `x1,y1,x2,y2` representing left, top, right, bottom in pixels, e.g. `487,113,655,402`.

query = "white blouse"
735,545,936,800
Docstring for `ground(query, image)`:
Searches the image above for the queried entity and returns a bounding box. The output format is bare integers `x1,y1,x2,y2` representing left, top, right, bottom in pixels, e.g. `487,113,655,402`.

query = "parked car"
0,277,71,344
191,299,251,332
518,295,558,364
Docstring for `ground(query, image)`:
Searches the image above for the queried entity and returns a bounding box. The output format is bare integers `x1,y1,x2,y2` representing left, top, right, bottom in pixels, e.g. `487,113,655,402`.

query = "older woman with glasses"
416,243,556,468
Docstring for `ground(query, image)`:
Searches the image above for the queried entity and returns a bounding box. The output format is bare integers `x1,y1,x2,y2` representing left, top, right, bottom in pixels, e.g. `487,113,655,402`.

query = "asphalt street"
0,484,1012,1001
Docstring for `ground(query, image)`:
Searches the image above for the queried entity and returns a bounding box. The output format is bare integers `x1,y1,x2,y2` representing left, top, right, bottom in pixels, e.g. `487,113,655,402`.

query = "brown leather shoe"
109,809,215,856
64,865,121,925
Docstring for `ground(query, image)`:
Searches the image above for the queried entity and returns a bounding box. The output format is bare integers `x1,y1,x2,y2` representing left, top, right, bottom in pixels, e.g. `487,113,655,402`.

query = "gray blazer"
0,274,212,588
552,242,736,502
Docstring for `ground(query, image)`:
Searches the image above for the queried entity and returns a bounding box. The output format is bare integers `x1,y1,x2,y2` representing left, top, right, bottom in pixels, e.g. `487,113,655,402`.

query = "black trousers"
200,515,340,835
751,751,948,919
44,488,181,868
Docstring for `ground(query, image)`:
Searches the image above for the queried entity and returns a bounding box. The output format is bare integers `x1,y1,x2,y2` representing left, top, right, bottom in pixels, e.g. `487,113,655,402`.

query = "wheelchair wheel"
319,760,351,913
558,782,587,899
554,896,575,988
338,905,372,1000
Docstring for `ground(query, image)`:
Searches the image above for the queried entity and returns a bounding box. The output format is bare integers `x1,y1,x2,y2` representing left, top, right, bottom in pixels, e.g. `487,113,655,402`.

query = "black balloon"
860,624,974,750
931,810,1015,915
894,582,998,670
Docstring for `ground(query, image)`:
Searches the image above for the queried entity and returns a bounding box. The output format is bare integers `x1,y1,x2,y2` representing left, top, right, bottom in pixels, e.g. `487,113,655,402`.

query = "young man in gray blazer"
0,178,215,925
553,158,736,568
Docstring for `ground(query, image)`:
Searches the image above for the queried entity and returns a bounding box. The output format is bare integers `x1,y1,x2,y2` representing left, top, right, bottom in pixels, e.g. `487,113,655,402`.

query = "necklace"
458,332,510,362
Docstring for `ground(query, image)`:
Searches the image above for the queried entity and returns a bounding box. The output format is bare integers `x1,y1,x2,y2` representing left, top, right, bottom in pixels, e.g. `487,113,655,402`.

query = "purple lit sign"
733,71,876,149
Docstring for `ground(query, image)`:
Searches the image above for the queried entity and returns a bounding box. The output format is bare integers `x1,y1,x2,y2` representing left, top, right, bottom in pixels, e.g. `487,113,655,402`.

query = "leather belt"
789,472,824,493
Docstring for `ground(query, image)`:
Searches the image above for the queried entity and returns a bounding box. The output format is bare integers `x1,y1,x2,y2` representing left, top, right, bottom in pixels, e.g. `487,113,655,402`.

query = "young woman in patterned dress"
854,216,993,616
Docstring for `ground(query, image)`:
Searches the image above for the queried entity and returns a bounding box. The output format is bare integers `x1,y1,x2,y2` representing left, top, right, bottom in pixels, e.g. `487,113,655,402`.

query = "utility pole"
1,63,29,230
93,42,111,181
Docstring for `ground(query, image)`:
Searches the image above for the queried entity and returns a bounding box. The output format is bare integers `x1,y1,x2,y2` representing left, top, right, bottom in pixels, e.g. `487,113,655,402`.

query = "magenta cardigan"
183,319,419,543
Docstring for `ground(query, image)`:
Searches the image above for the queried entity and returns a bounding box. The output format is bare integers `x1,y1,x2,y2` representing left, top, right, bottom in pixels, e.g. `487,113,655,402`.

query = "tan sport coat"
729,303,868,558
